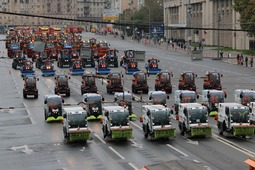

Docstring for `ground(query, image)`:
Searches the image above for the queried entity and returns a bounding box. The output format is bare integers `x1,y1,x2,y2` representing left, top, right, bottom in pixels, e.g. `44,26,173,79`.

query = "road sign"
150,23,164,36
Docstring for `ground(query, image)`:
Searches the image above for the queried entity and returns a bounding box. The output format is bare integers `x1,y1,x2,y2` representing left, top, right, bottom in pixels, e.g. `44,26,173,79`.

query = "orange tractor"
132,71,149,94
155,71,173,93
178,71,197,92
203,71,223,90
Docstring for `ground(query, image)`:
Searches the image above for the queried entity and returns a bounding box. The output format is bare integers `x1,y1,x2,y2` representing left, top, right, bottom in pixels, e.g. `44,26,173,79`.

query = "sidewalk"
108,34,254,68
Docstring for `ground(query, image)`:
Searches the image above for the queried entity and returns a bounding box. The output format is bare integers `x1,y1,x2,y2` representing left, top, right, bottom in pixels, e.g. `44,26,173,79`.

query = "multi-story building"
164,0,250,50
0,0,77,26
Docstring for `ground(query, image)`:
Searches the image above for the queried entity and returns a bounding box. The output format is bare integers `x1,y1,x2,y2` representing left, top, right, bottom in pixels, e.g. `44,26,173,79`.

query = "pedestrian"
237,54,240,65
240,54,244,65
245,56,248,67
228,52,231,58
250,56,253,67
220,50,223,58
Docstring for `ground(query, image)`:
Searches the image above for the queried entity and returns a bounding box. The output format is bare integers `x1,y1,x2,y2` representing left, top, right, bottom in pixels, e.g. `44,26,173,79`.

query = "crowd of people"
236,54,253,67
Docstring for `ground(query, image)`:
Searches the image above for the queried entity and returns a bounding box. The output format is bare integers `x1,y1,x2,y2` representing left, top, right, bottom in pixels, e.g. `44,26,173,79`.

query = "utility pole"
187,0,192,51
217,0,221,59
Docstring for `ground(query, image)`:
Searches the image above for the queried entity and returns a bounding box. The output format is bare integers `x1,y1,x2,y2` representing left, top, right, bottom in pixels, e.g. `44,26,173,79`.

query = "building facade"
164,0,250,50
0,0,77,26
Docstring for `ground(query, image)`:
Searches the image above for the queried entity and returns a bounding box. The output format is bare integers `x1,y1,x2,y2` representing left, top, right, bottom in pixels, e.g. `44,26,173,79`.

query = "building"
164,0,251,50
0,0,77,26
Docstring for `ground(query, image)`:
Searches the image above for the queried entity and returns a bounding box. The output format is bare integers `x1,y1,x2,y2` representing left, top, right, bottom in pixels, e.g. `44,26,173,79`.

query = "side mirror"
108,44,110,46
102,97,105,101
44,100,47,104
180,94,183,100
197,95,199,99
207,94,210,99
158,60,160,62
149,96,152,100
121,74,123,77
82,81,84,84
37,78,39,81
224,93,227,98
54,77,56,80
225,107,229,116
114,97,117,102
195,74,198,77
221,74,223,77
107,80,110,83
147,111,150,116
69,76,71,79
139,117,143,123
132,97,135,101
240,93,243,98
84,98,87,102
167,95,169,99
249,107,252,113
63,114,67,118
170,110,173,114
62,99,65,103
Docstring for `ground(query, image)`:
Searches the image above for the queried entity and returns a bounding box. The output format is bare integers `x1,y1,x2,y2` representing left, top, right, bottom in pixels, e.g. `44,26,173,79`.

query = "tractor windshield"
107,50,116,56
46,42,55,48
151,93,166,105
230,108,249,123
210,92,224,103
188,109,208,124
68,113,87,128
181,93,196,103
85,76,95,86
161,73,170,82
184,73,195,85
241,92,255,104
152,111,170,125
98,43,108,48
47,97,62,108
58,77,68,86
26,78,36,88
110,111,129,126
211,72,220,83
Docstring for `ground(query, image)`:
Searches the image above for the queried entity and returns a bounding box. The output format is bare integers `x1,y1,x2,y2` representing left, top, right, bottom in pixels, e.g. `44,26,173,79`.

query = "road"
0,32,254,170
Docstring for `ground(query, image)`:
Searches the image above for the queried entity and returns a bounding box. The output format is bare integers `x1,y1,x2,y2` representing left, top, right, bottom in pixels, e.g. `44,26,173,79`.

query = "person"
228,52,231,58
220,50,223,58
237,54,240,65
240,54,244,65
250,56,253,67
245,56,248,67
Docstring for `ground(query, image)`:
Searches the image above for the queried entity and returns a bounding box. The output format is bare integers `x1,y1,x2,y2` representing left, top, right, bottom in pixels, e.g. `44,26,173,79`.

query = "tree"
233,0,255,36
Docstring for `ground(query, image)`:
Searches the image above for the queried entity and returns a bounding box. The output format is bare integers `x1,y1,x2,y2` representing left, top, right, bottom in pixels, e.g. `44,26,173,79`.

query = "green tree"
233,0,255,35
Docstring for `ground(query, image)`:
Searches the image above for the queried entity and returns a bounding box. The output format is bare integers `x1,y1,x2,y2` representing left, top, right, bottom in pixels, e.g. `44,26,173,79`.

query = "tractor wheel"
34,94,38,99
144,125,149,138
54,88,57,94
218,122,224,135
66,92,70,97
23,93,27,99
181,123,186,136
103,125,108,139
114,62,118,67
44,110,47,121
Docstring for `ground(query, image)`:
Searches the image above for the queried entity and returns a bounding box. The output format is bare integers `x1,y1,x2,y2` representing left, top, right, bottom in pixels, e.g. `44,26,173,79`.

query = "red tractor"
97,40,110,58
155,72,173,93
125,58,139,74
132,71,149,94
70,49,80,59
54,75,71,97
106,72,123,94
178,72,197,92
81,73,98,95
203,71,223,90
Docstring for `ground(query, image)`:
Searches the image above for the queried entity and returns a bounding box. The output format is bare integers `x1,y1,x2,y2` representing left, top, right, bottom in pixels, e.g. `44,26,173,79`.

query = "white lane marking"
212,134,255,157
109,146,125,160
186,139,199,145
23,103,35,125
93,133,106,144
166,144,188,157
193,159,200,163
128,163,139,170
130,121,142,130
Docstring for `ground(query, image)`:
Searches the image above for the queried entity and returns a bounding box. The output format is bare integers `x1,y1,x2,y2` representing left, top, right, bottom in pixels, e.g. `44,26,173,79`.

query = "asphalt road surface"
0,33,254,170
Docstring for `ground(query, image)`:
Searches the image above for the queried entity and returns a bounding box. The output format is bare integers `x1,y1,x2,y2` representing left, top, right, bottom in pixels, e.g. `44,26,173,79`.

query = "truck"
104,49,118,67
155,71,173,93
23,75,39,99
102,106,133,140
202,90,227,116
131,71,149,94
114,91,136,120
145,58,161,74
82,93,104,120
172,90,199,116
81,73,98,94
106,72,123,94
178,103,212,138
178,72,197,91
140,105,176,140
217,103,254,137
203,71,223,90
80,47,95,67
148,91,169,106
62,106,91,142
43,95,65,122
54,75,71,97
234,89,255,106
248,102,255,126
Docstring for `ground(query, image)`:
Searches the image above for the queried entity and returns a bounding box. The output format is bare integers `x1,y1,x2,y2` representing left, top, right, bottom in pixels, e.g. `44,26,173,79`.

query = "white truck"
249,102,255,126
201,90,227,116
62,106,91,142
172,90,199,115
140,105,176,140
234,89,255,106
178,103,212,138
217,103,254,137
102,106,133,140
